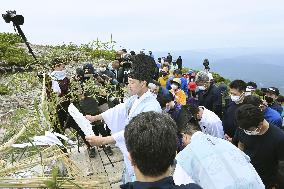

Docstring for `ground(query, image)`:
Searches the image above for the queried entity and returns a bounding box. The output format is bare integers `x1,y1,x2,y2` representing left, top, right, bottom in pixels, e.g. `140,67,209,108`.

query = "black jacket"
222,102,240,138
120,176,202,189
198,84,222,118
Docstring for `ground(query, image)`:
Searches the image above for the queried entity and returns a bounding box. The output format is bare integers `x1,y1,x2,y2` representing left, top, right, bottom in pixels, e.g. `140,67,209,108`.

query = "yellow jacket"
158,76,169,87
170,89,186,105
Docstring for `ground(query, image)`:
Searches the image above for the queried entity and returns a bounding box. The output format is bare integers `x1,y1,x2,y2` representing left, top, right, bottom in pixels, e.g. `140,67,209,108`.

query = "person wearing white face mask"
195,71,222,118
235,104,284,188
230,92,245,104
48,59,68,96
222,80,247,143
166,69,189,97
46,58,76,154
170,78,186,105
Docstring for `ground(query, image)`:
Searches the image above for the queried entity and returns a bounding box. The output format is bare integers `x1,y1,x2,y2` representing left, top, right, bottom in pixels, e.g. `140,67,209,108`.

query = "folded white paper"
68,103,95,136
12,131,76,148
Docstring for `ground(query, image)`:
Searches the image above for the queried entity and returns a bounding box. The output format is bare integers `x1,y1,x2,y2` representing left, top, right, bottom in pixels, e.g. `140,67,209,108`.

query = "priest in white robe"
85,54,162,183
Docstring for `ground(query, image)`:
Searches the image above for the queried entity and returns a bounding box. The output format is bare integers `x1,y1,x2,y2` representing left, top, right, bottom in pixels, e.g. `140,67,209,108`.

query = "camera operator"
114,50,133,84
45,58,81,153
74,63,115,156
81,63,119,106
97,63,119,85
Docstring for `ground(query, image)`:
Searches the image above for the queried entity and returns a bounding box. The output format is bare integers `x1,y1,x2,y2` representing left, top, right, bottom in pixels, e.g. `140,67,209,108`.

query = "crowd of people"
45,50,284,189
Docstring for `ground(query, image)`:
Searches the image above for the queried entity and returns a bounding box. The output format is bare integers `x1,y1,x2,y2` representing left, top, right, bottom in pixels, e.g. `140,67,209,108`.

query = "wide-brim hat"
170,78,181,86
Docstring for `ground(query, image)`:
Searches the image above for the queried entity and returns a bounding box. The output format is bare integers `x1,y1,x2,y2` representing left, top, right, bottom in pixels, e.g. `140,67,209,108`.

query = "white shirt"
173,131,265,189
101,90,162,180
199,107,224,139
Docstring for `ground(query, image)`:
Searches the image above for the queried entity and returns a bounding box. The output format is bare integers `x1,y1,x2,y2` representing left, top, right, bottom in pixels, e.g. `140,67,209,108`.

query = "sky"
1,0,284,51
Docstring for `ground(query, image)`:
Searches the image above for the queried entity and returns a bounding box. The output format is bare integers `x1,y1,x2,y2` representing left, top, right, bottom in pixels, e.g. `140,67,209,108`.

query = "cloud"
1,0,284,51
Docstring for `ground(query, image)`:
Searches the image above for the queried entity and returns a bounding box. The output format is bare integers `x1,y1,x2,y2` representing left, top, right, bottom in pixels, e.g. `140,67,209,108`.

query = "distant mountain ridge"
154,48,284,94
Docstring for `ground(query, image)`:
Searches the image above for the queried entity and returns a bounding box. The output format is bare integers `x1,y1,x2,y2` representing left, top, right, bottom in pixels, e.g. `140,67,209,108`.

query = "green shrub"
212,72,231,85
0,84,9,95
0,33,33,66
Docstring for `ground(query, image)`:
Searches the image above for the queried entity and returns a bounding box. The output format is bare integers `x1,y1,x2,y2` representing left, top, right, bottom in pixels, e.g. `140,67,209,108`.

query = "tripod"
2,10,38,63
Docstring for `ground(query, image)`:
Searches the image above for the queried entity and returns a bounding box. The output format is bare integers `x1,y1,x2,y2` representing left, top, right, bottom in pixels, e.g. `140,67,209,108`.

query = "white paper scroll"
68,103,95,136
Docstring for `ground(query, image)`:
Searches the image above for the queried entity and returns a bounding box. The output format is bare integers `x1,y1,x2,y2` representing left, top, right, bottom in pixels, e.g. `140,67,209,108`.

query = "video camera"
203,59,210,70
121,54,132,69
2,10,24,25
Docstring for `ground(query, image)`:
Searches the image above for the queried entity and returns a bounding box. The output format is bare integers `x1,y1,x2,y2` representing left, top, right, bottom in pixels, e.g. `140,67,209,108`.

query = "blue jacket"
269,102,283,116
264,107,283,128
166,77,188,96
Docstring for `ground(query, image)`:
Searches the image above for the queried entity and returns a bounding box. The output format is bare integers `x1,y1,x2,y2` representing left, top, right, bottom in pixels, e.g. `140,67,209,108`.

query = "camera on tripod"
2,10,38,62
121,54,132,69
203,59,210,70
2,10,24,25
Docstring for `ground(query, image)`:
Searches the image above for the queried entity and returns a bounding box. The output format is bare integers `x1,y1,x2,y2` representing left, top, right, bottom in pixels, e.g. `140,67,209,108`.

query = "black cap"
83,63,95,74
267,87,280,96
128,54,156,83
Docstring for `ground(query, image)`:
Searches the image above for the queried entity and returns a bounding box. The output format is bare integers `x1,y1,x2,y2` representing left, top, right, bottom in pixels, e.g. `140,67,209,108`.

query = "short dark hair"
243,95,262,106
179,122,201,136
246,81,257,89
124,112,177,177
173,69,182,75
229,80,247,92
235,104,264,130
157,92,174,108
176,104,199,131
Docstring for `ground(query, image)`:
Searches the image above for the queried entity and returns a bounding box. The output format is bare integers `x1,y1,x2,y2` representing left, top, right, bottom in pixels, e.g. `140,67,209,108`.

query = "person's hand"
86,135,105,146
168,101,175,109
86,135,115,146
85,115,97,122
224,134,232,143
